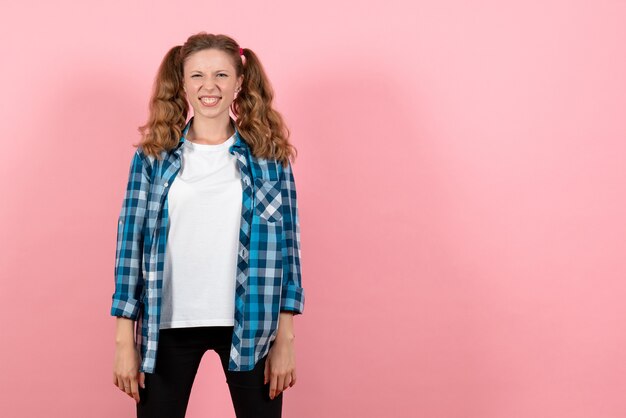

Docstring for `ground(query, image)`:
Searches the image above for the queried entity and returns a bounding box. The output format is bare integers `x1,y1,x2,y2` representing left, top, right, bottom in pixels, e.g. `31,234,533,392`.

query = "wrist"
115,336,135,346
275,332,295,342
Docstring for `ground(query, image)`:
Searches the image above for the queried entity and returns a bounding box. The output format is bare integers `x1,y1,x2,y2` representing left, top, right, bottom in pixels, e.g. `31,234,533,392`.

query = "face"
182,48,243,120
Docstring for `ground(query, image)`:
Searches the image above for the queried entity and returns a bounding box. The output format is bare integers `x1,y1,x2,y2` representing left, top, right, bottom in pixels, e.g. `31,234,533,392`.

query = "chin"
195,107,228,118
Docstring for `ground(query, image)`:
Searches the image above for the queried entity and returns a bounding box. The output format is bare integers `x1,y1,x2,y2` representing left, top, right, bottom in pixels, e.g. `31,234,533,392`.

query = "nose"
201,79,219,92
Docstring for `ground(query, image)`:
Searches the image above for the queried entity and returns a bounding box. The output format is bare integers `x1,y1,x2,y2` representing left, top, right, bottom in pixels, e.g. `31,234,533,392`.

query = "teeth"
201,97,219,104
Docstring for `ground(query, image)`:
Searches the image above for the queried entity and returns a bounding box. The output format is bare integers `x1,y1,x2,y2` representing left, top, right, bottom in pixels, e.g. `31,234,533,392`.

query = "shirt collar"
178,116,248,154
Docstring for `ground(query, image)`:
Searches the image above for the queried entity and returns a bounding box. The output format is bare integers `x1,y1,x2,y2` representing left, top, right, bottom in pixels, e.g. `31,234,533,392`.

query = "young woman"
110,32,305,418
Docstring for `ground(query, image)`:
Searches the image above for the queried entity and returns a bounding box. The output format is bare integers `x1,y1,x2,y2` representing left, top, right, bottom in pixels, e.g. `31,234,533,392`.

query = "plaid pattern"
111,116,305,373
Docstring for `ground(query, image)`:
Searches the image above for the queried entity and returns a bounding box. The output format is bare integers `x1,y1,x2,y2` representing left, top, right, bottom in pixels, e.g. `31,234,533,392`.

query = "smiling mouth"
200,97,221,104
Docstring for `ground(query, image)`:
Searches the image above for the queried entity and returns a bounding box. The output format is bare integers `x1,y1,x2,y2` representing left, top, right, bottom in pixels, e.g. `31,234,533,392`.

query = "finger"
264,357,270,385
290,369,297,387
115,375,125,391
130,378,140,403
140,372,146,389
269,373,279,400
124,378,134,398
277,374,286,396
117,375,130,395
283,373,293,391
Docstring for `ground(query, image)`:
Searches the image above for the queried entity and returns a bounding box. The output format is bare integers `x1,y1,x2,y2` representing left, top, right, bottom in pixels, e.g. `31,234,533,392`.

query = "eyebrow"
190,69,231,74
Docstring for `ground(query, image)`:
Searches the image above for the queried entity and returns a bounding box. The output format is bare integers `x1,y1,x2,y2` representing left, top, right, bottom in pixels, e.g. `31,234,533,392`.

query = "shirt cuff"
280,284,305,315
110,296,141,320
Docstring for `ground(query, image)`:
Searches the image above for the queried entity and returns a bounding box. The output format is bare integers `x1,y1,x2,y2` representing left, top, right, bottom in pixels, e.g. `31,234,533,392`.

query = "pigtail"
233,48,297,167
136,45,189,159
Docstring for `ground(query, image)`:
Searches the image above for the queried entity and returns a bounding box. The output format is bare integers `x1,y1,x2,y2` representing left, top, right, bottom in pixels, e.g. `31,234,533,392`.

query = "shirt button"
164,182,169,187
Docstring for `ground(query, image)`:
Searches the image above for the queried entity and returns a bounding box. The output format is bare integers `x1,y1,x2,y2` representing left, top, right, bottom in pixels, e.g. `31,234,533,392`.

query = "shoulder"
134,146,159,176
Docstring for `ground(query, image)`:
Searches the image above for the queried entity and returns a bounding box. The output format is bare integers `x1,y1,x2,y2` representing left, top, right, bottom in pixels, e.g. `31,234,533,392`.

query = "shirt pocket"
253,178,283,223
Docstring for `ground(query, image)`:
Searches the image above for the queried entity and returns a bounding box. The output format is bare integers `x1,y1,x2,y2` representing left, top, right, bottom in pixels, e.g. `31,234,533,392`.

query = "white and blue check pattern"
111,116,305,373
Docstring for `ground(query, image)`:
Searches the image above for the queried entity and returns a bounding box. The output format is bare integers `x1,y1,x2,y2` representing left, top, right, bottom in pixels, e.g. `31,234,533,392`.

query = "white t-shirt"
159,132,242,329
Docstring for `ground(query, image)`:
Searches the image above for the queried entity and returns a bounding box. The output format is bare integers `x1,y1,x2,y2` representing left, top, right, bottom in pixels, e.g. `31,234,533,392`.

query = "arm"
279,160,305,315
111,150,151,401
110,149,151,322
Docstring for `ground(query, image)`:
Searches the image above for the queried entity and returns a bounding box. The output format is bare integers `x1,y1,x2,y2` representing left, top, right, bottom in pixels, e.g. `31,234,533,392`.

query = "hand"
113,342,145,403
264,335,297,400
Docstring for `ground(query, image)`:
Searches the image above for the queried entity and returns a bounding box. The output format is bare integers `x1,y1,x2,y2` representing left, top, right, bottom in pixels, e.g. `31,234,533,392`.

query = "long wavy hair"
134,32,297,168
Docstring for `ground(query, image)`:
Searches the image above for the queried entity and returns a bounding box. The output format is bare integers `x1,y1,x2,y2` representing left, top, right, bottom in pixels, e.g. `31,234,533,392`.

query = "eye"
217,73,228,77
191,74,201,78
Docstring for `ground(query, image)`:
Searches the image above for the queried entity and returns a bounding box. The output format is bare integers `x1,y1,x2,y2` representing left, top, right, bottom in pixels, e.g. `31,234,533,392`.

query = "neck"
188,114,235,145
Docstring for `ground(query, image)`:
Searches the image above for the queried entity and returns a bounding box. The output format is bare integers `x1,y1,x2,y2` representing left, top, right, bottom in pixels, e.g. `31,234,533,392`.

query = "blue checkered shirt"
110,117,305,373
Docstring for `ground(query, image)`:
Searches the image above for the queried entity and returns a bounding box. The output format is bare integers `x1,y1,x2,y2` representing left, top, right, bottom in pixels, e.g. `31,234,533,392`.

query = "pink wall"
1,1,625,417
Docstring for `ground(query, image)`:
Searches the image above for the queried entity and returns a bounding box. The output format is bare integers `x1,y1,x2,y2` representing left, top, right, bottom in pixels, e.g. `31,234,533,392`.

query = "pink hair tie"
239,47,244,56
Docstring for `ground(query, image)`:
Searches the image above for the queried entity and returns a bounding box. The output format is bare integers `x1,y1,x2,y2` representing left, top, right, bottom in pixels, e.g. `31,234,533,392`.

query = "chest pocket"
254,178,283,223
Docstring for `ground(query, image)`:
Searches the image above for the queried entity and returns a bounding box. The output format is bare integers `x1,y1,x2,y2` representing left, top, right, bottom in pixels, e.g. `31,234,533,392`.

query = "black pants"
137,325,282,418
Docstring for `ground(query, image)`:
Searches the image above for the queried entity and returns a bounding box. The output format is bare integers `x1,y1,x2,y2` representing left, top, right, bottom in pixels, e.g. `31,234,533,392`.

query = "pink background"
1,1,625,417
